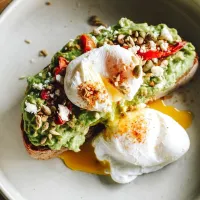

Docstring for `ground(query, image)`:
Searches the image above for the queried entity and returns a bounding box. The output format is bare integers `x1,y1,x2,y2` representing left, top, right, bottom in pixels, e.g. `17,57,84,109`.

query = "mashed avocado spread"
21,18,196,151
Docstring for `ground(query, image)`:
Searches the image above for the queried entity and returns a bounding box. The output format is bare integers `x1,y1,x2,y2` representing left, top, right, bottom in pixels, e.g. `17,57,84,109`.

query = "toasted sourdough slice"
22,57,198,160
21,120,105,160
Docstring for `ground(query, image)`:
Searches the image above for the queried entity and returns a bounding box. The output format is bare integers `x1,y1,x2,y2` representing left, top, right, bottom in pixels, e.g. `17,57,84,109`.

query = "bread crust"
21,57,198,160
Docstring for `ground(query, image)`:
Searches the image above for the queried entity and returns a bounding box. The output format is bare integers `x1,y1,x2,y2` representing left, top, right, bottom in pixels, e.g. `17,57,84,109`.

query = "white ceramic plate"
0,0,200,199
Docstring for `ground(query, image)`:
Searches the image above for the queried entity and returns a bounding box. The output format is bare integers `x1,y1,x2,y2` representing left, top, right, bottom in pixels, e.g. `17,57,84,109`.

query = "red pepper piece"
55,114,66,125
59,57,68,69
40,90,50,100
54,57,69,75
80,34,96,52
138,41,186,60
54,67,62,76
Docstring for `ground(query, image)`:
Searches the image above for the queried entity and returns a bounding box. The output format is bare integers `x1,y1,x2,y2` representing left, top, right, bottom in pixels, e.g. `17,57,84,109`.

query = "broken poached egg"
64,45,143,112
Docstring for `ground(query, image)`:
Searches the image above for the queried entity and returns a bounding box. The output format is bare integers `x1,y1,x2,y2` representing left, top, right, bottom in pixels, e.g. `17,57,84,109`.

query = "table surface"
0,1,12,199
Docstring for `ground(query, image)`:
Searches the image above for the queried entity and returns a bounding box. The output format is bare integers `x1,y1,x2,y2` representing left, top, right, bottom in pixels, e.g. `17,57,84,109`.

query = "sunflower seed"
135,31,139,37
40,137,47,145
35,115,42,129
117,34,125,44
50,130,61,136
42,122,49,132
42,105,51,115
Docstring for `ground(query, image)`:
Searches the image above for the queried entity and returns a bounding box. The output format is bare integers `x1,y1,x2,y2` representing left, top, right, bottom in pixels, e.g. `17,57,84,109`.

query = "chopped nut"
50,130,61,136
42,122,49,132
114,82,119,86
40,137,47,145
41,105,52,116
35,115,42,129
116,74,121,82
39,50,48,57
117,34,125,44
150,81,155,87
41,115,48,122
137,37,144,45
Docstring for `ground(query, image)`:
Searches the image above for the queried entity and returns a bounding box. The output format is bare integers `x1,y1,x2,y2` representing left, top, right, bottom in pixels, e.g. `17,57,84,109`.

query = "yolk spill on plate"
59,99,192,174
59,141,109,175
148,99,192,129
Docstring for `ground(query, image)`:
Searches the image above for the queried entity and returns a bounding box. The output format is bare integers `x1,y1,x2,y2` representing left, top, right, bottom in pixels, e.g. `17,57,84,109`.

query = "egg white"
93,108,190,184
64,45,143,112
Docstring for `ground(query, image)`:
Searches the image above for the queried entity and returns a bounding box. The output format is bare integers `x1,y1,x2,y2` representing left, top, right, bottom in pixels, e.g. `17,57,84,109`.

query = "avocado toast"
21,18,198,159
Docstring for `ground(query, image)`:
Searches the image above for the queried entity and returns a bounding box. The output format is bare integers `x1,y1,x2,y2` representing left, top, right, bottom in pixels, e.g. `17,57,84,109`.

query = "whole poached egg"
93,108,190,184
64,45,143,112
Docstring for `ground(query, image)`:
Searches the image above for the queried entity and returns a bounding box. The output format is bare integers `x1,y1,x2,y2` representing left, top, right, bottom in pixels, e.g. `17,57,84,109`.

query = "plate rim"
0,0,26,199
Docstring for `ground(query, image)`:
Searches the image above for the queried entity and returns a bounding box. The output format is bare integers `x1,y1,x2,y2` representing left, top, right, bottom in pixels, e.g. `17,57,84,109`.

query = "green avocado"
21,18,196,151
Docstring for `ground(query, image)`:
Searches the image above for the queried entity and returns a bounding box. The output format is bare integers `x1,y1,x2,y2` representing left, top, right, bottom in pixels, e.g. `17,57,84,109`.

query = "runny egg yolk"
101,77,124,102
59,141,109,175
148,99,192,129
59,99,192,174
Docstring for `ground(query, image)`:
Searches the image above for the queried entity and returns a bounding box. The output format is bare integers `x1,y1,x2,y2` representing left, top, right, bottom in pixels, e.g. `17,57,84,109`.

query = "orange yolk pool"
59,99,192,174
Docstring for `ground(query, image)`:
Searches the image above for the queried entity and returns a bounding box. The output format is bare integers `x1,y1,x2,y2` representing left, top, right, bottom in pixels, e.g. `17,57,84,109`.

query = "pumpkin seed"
40,137,47,145
42,105,51,115
143,60,153,72
42,122,49,132
35,115,42,129
48,134,53,140
139,31,146,38
50,130,61,136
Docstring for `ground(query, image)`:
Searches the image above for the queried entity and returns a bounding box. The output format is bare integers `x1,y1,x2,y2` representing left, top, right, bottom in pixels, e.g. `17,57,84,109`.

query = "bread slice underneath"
21,57,198,160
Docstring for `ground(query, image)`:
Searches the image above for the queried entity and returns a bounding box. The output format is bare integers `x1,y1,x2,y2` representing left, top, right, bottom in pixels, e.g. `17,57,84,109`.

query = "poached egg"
93,108,190,184
59,100,192,183
64,45,143,112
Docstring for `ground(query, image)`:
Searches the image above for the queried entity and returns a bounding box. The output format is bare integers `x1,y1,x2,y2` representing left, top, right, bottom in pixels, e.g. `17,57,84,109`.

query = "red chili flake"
40,89,50,100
